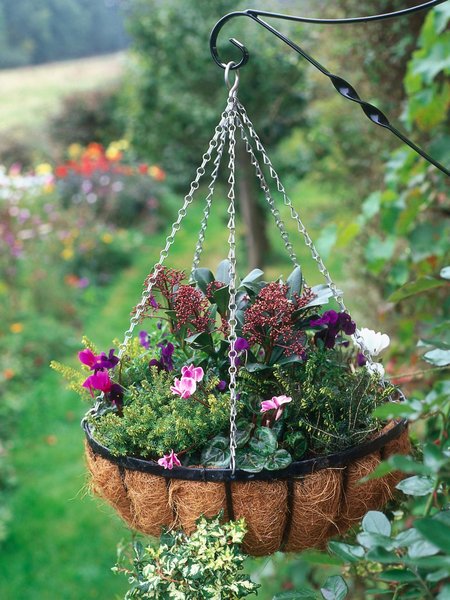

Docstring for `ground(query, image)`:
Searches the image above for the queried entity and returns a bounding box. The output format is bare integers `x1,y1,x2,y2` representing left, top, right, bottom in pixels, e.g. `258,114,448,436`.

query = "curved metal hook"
210,1,447,70
210,12,251,69
209,1,449,176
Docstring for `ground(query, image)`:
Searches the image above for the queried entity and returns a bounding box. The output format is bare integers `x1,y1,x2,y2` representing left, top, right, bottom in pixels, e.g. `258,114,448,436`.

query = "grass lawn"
0,53,124,134
0,178,365,598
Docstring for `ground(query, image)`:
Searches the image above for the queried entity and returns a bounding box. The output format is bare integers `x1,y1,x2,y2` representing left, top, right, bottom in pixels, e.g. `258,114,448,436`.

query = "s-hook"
210,0,450,177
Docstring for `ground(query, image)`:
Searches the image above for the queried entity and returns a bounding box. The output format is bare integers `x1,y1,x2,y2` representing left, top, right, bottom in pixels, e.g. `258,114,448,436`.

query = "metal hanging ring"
224,61,239,96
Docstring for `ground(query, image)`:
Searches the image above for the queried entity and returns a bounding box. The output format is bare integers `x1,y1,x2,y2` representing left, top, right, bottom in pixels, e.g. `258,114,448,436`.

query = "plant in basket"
53,71,411,557
53,262,410,556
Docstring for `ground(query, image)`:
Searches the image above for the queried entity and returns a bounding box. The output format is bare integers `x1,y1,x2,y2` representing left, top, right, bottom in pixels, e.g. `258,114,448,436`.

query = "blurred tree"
122,0,310,268
0,0,127,68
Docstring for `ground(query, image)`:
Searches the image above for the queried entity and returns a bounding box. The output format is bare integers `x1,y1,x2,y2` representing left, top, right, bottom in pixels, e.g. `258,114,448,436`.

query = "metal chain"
117,109,229,360
237,116,299,269
190,122,228,276
225,94,239,473
236,99,373,363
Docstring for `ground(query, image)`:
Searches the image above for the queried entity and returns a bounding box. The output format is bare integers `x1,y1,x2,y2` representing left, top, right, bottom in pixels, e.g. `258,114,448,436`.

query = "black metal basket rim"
82,418,408,482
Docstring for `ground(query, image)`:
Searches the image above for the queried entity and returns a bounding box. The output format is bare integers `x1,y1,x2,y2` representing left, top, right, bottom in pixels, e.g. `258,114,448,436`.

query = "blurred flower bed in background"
0,142,168,542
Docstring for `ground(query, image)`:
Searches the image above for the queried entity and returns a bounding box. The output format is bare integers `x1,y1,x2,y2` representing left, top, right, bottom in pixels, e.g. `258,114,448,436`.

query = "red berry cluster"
173,284,212,333
243,282,315,357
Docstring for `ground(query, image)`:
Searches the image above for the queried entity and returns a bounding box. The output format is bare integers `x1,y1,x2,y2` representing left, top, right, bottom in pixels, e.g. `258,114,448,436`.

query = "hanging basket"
80,63,412,557
84,418,409,556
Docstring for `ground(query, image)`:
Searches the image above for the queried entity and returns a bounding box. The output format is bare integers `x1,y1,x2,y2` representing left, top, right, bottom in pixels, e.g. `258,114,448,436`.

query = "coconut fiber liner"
84,419,410,556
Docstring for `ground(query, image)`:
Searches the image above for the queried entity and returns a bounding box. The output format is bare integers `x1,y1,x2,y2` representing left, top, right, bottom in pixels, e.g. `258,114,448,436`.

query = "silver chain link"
236,100,373,363
237,116,299,269
117,110,229,360
190,122,228,276
225,92,239,473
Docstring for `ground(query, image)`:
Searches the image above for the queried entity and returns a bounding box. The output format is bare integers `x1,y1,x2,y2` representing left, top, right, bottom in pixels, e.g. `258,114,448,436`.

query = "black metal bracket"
210,0,449,176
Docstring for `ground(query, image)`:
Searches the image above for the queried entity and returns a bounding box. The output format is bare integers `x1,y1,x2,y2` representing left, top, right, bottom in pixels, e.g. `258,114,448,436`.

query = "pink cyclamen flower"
260,394,292,421
170,376,196,399
158,450,181,470
181,364,204,382
82,369,113,397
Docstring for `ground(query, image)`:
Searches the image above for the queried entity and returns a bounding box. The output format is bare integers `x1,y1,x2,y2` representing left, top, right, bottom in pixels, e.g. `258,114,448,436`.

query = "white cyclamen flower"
358,327,390,357
366,362,385,378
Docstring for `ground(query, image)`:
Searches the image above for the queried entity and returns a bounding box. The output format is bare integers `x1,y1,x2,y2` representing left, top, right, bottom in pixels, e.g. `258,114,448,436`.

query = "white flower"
366,362,385,378
358,328,390,356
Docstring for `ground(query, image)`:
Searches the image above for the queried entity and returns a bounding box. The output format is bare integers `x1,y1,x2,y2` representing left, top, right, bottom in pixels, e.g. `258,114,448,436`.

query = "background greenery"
0,0,448,598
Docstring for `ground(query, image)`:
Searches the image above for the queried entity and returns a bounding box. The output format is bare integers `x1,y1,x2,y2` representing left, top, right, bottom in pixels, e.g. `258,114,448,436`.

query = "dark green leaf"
426,568,450,583
249,427,278,456
378,569,418,583
388,276,445,303
245,362,272,373
192,268,215,293
287,266,303,299
215,260,231,284
320,575,348,600
372,402,415,419
201,436,230,468
414,518,450,553
365,547,399,563
212,285,230,316
423,443,447,472
236,449,265,473
273,591,318,600
265,449,292,471
241,268,264,284
235,422,254,449
362,511,391,537
328,541,365,563
357,532,394,550
185,331,214,353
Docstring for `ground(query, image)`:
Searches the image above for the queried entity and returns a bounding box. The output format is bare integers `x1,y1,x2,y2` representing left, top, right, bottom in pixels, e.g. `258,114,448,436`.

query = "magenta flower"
181,364,204,382
157,449,181,470
78,348,98,368
260,394,292,420
82,369,113,397
78,348,119,371
170,376,196,399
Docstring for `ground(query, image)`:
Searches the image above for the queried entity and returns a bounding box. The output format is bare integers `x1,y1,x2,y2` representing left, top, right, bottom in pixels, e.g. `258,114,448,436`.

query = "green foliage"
0,0,127,68
114,514,259,599
90,368,229,459
322,3,449,365
279,350,394,455
48,87,124,149
122,0,309,185
329,508,450,598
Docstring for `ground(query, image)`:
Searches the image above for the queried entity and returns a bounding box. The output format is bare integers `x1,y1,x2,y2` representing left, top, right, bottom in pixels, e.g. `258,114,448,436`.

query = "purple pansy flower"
310,310,356,349
94,349,119,370
235,337,250,353
149,295,159,310
109,383,124,408
139,330,150,350
216,380,227,392
78,348,119,371
357,352,367,367
149,341,175,372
